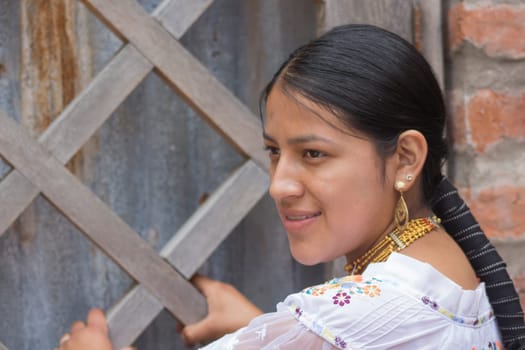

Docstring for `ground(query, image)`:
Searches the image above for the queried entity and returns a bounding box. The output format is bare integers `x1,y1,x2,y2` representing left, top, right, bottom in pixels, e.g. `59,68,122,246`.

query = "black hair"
261,24,447,203
261,24,525,348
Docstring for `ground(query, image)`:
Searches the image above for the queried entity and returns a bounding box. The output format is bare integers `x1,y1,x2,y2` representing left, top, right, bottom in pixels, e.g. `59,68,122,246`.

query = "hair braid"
431,177,525,349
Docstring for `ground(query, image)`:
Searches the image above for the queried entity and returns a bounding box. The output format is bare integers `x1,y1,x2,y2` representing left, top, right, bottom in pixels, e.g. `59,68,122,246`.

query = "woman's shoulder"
277,254,502,349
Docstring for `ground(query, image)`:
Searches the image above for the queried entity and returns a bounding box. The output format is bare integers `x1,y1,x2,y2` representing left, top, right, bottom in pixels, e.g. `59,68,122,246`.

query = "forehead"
264,86,356,138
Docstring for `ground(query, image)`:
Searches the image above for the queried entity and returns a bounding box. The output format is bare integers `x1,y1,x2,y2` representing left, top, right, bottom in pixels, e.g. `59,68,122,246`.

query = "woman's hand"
56,308,133,350
180,275,263,346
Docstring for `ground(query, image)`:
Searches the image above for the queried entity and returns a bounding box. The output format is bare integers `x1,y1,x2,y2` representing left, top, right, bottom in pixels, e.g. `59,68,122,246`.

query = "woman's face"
264,87,398,265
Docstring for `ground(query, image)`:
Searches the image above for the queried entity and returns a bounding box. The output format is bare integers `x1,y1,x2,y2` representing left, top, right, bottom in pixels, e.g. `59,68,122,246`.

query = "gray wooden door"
0,1,442,349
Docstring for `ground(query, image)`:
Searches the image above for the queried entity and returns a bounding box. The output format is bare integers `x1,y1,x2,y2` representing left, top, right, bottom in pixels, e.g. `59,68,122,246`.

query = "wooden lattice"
0,0,269,348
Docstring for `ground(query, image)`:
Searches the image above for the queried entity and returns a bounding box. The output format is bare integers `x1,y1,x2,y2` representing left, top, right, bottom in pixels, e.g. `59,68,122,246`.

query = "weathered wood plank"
155,0,213,38
163,160,269,278
108,160,268,348
108,284,163,348
320,0,443,88
0,111,206,325
41,45,150,164
81,0,269,170
415,0,444,90
0,0,213,237
320,0,413,42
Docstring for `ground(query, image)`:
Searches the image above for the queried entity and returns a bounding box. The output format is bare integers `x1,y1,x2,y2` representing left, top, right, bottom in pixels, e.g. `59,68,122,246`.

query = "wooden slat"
415,0,444,90
81,0,269,170
42,45,150,164
108,285,163,348
0,0,213,237
162,161,269,278
0,111,206,325
321,0,413,42
155,0,213,38
107,160,268,348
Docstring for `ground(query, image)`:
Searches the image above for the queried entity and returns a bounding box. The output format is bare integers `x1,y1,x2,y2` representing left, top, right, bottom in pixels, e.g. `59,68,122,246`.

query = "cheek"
316,164,392,231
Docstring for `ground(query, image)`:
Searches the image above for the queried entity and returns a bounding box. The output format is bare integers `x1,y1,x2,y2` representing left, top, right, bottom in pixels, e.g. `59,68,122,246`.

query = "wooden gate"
0,1,270,348
0,0,442,348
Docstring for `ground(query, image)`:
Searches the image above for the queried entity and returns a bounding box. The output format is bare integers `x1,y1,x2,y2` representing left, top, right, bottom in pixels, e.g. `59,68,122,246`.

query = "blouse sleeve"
199,309,338,350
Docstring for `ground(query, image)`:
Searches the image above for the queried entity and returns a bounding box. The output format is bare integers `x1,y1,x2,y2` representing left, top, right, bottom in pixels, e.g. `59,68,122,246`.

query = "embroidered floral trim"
286,276,385,349
288,303,349,350
421,295,495,326
471,340,503,350
302,275,383,298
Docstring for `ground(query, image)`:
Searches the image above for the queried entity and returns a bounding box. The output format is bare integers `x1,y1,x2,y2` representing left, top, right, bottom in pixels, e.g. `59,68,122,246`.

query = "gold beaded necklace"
344,216,441,275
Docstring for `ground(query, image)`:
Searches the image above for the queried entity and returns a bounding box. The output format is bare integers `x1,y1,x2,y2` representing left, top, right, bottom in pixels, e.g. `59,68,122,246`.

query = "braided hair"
432,178,525,348
261,24,525,348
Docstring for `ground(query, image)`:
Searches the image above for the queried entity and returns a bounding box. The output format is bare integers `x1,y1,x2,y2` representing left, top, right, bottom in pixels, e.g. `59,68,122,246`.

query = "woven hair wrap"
431,178,525,349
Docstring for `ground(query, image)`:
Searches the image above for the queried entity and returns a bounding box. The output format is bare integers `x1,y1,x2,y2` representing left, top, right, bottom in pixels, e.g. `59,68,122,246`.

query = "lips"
286,212,321,221
280,210,322,232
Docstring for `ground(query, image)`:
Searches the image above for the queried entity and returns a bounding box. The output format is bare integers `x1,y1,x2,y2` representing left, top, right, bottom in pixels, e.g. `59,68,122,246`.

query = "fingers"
86,308,108,335
59,333,70,345
191,274,214,294
70,321,85,333
181,317,219,346
57,309,111,350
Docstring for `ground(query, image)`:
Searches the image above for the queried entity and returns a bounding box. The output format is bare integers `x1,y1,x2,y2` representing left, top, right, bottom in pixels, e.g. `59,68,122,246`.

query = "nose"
269,159,304,203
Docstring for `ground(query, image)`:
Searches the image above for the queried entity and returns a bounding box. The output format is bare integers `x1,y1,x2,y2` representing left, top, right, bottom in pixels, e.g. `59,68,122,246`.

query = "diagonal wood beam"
107,160,268,348
81,0,269,170
0,0,214,237
0,111,206,325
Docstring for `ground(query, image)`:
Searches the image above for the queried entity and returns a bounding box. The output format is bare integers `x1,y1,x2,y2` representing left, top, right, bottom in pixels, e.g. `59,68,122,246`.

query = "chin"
289,246,327,266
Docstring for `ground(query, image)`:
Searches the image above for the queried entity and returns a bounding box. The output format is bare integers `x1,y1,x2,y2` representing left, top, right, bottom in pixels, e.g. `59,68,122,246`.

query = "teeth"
286,213,319,221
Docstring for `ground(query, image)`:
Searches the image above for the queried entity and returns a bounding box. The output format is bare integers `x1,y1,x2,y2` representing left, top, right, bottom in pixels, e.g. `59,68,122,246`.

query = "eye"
264,145,280,159
304,149,325,159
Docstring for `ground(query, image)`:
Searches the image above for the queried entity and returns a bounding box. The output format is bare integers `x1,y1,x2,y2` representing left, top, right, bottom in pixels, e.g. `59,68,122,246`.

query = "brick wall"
446,0,525,311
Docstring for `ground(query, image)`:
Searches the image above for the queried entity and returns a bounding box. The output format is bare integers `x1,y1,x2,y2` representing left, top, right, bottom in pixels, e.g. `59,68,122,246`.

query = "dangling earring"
394,180,409,234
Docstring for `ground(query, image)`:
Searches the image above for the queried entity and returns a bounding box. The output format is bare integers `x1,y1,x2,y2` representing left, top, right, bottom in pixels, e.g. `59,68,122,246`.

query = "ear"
393,130,428,192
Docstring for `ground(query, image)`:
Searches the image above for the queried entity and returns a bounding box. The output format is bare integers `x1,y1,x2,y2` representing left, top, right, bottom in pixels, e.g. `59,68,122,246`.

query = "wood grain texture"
163,160,269,278
0,111,206,325
0,1,322,348
321,0,443,89
0,0,213,237
320,0,413,41
81,0,269,170
107,160,268,347
415,0,444,90
107,284,164,348
154,0,213,38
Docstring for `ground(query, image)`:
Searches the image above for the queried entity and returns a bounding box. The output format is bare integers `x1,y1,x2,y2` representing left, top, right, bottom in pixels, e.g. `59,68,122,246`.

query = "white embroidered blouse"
200,253,502,349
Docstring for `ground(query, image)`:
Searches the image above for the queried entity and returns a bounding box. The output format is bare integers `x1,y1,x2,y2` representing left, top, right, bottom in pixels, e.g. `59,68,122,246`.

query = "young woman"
56,25,525,350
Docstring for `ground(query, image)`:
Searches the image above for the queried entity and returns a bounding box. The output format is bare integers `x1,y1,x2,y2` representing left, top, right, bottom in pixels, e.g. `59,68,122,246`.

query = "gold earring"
394,182,409,233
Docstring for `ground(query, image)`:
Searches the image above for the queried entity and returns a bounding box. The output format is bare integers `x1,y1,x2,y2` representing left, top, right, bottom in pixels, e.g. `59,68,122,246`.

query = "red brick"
460,186,525,238
449,4,525,59
466,90,525,152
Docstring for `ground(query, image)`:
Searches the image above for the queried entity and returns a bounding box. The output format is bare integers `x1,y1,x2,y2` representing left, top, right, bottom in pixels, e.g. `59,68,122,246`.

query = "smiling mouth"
285,212,321,221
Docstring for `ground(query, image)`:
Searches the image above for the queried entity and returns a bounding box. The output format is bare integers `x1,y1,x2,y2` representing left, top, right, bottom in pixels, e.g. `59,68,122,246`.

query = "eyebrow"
263,131,334,145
